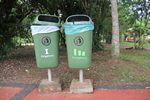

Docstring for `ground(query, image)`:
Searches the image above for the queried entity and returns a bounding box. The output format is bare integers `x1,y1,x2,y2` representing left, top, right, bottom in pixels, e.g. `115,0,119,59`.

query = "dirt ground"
0,45,149,89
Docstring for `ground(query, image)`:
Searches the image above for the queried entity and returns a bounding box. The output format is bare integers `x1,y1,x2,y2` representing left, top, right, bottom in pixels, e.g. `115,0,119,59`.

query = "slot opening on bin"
38,15,59,23
67,16,90,22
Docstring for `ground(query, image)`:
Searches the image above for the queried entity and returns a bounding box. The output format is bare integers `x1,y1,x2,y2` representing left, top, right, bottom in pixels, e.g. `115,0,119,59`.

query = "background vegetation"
0,0,149,59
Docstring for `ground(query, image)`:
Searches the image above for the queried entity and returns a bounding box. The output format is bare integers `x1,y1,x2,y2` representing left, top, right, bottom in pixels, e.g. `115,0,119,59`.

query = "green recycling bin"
64,15,94,69
31,14,60,68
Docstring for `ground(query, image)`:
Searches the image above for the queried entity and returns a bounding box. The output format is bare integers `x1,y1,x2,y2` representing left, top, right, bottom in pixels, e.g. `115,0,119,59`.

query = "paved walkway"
25,89,150,100
0,87,21,100
0,83,150,100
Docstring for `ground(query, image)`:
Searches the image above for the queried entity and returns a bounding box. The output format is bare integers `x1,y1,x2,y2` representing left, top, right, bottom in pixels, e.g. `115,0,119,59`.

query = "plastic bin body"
31,15,60,68
33,32,59,68
64,15,94,69
66,31,92,68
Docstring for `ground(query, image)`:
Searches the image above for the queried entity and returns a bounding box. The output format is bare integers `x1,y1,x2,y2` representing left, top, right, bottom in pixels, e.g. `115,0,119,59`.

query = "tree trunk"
110,0,120,58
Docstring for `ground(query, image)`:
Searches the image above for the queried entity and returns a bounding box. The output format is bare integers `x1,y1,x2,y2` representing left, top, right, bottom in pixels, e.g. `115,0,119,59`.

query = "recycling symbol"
74,36,84,46
41,36,51,46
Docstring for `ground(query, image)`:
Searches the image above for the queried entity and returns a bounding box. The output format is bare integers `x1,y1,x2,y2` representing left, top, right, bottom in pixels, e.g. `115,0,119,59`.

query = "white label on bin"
45,49,49,54
31,26,59,35
41,55,54,58
40,48,54,58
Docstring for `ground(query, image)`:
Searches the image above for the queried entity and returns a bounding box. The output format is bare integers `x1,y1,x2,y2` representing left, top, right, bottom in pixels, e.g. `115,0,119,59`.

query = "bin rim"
65,14,93,24
32,14,60,26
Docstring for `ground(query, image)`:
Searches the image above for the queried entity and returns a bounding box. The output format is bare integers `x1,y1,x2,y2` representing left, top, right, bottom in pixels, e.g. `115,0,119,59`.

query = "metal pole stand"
79,69,84,83
48,69,52,82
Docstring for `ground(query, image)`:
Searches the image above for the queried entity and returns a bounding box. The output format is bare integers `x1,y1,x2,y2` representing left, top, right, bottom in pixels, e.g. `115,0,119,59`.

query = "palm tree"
110,0,120,57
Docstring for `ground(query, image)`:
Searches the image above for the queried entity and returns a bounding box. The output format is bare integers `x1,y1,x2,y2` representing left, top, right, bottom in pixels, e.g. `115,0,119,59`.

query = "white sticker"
45,49,49,55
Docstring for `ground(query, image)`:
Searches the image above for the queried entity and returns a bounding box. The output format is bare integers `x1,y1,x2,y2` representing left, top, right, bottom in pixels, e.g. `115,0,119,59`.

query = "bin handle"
65,14,92,23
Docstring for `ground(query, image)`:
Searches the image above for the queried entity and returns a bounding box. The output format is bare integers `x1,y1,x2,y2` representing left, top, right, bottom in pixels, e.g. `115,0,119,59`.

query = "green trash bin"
31,14,60,68
64,15,94,69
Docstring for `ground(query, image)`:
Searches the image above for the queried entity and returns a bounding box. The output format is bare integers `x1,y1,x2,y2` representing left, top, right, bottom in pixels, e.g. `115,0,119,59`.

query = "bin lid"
32,14,60,26
64,14,94,35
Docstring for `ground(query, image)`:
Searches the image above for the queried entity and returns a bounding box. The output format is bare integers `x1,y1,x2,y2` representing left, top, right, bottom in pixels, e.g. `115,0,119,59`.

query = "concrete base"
38,78,61,94
70,79,93,93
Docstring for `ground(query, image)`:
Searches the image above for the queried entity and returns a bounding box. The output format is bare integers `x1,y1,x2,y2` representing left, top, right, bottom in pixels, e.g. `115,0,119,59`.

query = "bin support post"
39,69,62,93
79,69,84,83
48,69,52,82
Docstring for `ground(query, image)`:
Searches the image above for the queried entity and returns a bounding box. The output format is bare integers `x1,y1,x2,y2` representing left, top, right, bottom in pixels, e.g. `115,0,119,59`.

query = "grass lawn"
117,49,150,83
121,41,150,47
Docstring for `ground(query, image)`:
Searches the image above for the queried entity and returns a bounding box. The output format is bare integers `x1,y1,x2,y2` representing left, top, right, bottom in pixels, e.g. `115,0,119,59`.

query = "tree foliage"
79,0,112,50
0,0,34,58
25,0,112,50
0,0,113,59
118,0,150,48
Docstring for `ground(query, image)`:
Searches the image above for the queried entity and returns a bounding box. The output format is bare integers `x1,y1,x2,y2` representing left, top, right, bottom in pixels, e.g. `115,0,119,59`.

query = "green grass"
120,50,150,64
134,76,150,82
121,41,150,47
121,42,135,46
115,49,150,83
